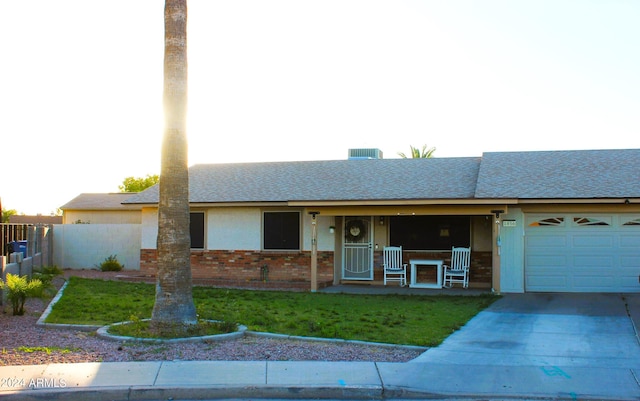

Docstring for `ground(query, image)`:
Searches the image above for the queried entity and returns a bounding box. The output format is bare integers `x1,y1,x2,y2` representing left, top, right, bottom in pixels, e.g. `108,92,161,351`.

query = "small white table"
409,259,443,288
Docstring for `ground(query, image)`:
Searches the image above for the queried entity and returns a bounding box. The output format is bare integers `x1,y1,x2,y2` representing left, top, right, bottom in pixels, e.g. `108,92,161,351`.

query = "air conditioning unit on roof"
348,148,383,160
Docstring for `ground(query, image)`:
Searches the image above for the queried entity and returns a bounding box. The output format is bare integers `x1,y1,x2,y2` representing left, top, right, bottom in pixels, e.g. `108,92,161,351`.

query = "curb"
0,384,387,401
245,331,428,353
96,321,248,343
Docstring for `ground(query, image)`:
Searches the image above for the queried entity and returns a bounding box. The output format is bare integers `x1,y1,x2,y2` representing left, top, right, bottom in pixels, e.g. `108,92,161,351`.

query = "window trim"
190,211,206,249
262,210,301,251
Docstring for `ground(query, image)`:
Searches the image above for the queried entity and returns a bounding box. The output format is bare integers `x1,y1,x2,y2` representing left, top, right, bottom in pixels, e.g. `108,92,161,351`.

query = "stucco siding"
53,224,141,270
303,215,335,252
63,210,141,224
141,208,159,249
208,208,261,250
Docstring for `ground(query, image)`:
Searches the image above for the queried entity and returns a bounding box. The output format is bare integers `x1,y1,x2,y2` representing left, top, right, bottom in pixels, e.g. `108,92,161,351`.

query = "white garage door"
525,214,640,292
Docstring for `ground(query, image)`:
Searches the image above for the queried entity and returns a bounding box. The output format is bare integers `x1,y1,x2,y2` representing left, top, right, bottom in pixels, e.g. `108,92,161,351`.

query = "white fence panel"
52,224,141,270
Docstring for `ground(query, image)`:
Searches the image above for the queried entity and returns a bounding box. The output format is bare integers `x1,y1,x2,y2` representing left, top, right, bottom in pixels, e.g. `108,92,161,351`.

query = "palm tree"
151,0,197,331
398,145,436,158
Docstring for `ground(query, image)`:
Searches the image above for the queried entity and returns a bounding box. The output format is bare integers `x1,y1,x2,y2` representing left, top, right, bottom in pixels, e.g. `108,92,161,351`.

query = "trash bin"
8,241,27,258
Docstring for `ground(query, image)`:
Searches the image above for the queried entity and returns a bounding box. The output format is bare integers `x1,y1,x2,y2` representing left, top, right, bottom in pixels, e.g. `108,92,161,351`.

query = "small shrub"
0,273,44,316
98,255,124,272
40,265,64,276
32,265,64,296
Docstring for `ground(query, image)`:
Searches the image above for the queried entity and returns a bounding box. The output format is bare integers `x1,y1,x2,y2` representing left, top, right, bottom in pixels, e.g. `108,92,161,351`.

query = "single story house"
122,148,640,294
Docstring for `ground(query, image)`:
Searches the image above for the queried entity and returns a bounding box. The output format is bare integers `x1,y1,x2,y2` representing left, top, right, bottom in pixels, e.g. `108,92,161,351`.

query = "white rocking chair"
443,247,471,288
383,246,407,286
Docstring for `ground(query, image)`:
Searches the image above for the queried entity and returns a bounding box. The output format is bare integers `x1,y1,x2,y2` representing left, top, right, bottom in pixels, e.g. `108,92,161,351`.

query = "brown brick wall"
140,248,492,289
140,249,334,289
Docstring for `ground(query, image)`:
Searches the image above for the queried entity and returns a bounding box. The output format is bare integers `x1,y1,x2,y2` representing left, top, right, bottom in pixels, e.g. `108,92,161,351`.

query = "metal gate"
342,216,373,280
1,224,39,257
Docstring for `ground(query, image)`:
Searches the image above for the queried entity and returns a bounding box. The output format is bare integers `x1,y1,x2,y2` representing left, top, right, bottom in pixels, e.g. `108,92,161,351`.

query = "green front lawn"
46,277,498,347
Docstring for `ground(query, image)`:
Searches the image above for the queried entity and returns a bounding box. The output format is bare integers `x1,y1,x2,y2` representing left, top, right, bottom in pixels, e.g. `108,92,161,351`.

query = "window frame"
190,211,206,249
262,210,301,251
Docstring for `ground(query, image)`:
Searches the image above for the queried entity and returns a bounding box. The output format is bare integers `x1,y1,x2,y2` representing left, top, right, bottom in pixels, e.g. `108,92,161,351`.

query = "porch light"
329,226,335,234
379,216,385,225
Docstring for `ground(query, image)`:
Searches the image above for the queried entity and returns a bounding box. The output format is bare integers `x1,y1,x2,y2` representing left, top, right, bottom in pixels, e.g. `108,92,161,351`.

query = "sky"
1,0,639,215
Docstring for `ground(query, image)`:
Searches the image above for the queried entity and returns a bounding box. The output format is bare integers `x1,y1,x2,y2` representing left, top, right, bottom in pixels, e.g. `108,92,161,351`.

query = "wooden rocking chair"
443,247,471,288
383,246,407,286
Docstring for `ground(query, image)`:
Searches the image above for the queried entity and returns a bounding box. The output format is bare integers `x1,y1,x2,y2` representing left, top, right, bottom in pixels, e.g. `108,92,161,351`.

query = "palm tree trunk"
151,0,197,329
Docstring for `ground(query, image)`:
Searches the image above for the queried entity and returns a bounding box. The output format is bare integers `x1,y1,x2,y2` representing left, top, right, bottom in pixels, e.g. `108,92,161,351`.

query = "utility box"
348,148,383,160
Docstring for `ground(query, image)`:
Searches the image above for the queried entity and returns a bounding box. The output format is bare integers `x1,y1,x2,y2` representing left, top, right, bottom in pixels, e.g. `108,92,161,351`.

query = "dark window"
264,211,300,250
190,212,205,249
389,215,470,250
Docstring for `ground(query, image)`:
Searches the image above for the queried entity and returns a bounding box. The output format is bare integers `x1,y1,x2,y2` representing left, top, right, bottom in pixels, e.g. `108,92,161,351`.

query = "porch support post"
492,211,502,293
310,212,318,292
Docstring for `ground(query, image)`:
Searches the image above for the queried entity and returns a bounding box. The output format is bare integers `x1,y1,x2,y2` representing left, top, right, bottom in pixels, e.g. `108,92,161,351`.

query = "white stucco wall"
141,208,159,249
208,208,261,250
63,210,141,224
303,214,335,252
207,209,335,252
139,207,337,252
52,224,141,270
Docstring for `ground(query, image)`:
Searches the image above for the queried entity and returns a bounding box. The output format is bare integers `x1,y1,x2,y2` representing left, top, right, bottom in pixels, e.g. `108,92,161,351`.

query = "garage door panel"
527,255,566,268
620,255,640,267
525,214,640,293
571,235,613,248
620,235,640,248
573,275,614,290
526,275,569,290
526,235,567,248
573,255,614,268
620,276,640,290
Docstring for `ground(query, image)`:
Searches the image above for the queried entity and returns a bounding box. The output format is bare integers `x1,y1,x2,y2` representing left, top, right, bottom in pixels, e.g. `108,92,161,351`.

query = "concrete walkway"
1,293,639,400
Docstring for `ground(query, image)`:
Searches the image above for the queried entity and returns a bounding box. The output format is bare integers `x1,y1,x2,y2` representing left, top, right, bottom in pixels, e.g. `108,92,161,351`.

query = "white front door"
342,216,373,280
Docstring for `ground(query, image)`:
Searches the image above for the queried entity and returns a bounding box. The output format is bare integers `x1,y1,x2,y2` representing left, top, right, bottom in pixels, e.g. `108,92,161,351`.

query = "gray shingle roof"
60,193,141,210
123,149,640,205
475,149,640,199
126,158,481,204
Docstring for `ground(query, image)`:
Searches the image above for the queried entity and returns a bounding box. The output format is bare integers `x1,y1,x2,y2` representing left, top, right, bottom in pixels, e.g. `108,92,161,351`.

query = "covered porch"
302,203,508,293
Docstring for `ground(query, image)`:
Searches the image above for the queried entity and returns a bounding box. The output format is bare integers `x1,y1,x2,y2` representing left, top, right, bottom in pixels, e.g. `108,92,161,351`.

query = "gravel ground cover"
0,271,424,366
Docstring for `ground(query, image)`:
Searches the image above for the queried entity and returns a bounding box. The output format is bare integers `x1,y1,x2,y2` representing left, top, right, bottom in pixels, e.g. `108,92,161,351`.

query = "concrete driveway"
412,293,640,368
388,293,640,399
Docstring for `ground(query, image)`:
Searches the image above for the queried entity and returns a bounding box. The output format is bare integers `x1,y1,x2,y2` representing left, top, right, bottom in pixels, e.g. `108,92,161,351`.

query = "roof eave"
516,198,639,204
289,198,518,207
127,201,291,208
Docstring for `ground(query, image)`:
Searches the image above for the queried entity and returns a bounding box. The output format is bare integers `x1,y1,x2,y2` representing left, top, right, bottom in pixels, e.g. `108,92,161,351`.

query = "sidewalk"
2,360,639,400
